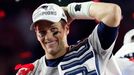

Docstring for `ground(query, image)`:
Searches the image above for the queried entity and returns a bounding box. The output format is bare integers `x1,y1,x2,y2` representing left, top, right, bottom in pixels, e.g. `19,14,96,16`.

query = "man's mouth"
45,40,57,45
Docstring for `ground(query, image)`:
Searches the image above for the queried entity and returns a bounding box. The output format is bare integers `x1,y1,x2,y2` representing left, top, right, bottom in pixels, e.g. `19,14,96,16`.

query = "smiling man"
16,1,122,75
34,20,69,59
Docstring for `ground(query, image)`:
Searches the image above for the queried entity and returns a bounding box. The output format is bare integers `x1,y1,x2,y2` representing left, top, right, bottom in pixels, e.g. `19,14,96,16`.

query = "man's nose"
45,31,53,40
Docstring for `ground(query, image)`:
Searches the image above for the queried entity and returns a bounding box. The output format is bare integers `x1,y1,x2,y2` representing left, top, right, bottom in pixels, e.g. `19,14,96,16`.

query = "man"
16,1,122,75
114,29,134,75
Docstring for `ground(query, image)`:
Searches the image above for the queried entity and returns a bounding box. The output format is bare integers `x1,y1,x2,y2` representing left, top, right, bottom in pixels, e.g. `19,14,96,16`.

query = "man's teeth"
47,41,56,44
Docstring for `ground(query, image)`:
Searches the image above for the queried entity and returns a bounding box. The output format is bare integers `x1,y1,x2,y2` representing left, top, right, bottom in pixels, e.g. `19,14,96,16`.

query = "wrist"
67,1,95,20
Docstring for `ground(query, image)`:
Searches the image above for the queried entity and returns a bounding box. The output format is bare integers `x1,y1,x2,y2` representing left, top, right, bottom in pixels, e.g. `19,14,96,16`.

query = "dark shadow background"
0,0,134,75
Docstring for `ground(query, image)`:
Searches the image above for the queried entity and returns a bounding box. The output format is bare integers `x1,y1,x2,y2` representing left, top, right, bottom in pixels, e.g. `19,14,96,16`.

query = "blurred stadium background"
0,0,134,75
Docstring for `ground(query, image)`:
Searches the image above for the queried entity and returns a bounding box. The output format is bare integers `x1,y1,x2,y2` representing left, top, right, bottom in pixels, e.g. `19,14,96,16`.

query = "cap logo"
49,6,55,11
41,5,55,11
33,6,57,21
34,11,57,20
41,5,48,10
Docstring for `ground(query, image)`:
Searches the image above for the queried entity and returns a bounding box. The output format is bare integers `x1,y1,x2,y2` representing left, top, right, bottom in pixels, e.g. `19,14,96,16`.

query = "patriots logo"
41,5,48,10
75,4,81,12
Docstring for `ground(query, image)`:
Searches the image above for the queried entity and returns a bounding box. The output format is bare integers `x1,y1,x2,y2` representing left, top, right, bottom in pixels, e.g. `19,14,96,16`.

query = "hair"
33,19,68,31
60,19,68,28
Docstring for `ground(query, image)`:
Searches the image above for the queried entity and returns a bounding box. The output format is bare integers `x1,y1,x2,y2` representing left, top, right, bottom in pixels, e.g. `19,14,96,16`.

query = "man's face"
34,20,69,56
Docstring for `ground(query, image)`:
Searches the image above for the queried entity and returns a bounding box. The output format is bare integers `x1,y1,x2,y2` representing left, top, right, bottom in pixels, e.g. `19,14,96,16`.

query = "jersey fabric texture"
24,22,120,75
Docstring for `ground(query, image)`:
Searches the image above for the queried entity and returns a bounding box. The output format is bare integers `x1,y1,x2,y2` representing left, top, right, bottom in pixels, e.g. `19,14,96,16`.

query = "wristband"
67,1,94,20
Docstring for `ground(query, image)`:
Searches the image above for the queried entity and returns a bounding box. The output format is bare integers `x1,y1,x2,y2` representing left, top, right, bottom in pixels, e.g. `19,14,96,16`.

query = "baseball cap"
30,3,67,30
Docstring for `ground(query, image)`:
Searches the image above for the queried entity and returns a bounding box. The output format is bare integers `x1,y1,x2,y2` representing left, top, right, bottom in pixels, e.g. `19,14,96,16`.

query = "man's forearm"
63,1,122,27
90,2,122,27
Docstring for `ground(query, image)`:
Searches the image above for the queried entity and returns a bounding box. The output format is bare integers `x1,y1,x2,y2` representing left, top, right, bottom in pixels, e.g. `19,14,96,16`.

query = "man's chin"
47,49,59,55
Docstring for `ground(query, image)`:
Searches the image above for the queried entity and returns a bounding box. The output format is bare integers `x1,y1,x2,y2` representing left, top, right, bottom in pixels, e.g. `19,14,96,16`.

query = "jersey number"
61,39,98,75
65,66,97,75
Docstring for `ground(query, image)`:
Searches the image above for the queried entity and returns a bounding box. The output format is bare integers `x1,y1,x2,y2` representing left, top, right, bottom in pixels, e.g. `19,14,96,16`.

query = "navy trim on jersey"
97,22,119,50
109,53,113,59
64,67,97,75
94,50,100,75
62,39,90,61
66,39,89,54
61,51,94,70
45,55,64,67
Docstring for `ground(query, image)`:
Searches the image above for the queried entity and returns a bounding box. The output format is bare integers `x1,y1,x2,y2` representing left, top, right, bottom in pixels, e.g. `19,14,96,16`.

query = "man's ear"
35,33,40,42
34,31,41,42
65,25,70,35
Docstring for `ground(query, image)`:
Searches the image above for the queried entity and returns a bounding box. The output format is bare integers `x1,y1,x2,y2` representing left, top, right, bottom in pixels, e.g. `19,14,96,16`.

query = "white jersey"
17,22,121,75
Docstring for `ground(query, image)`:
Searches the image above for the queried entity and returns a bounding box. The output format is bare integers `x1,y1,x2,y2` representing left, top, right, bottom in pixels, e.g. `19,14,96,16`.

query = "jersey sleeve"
29,56,46,75
88,22,119,58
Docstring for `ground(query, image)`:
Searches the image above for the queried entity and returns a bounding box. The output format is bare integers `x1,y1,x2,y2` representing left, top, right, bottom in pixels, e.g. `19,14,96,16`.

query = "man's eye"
51,28,58,32
51,28,59,35
53,31,59,35
38,31,46,37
